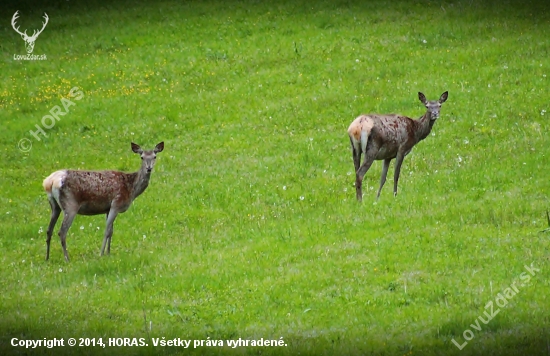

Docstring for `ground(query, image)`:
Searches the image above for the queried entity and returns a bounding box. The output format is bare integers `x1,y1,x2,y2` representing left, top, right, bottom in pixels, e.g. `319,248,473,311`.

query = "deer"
348,91,448,202
42,142,164,261
11,11,49,54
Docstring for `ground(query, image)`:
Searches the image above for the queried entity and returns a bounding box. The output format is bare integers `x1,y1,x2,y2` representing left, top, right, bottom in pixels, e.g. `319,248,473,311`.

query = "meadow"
0,0,549,355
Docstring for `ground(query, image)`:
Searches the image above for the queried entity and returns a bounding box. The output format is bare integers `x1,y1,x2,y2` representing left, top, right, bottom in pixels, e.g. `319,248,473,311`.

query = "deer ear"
154,142,164,153
418,92,427,105
131,142,143,154
439,91,449,103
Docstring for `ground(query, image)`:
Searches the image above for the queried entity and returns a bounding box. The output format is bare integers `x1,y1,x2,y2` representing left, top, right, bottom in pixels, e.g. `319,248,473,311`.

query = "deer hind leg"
58,208,77,262
377,158,392,200
349,136,361,173
101,209,119,256
355,142,378,202
45,198,62,260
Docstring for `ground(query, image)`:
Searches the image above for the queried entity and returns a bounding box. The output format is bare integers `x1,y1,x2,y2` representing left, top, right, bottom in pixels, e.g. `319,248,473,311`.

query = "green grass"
1,0,550,355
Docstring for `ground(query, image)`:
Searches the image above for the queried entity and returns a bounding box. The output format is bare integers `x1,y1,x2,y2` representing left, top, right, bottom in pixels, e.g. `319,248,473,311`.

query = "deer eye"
141,157,144,160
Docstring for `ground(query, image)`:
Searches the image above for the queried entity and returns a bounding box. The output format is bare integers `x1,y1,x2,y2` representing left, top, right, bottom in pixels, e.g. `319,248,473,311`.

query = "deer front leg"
377,158,391,200
101,209,118,256
393,152,406,197
58,210,77,262
46,199,61,261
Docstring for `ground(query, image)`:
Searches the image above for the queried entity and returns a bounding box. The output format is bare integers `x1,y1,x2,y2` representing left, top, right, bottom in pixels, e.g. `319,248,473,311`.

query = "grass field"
1,0,549,355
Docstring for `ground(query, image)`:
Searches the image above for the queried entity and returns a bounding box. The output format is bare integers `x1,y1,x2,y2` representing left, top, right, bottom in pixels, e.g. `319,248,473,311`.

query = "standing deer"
11,11,49,54
42,142,164,261
348,91,448,201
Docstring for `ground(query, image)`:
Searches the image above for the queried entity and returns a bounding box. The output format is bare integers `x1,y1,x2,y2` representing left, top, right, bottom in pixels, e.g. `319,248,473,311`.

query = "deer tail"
43,170,67,195
348,115,374,152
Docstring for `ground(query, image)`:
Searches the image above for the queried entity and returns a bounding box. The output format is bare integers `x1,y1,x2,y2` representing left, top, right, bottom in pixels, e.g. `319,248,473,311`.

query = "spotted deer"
42,142,164,261
348,92,448,201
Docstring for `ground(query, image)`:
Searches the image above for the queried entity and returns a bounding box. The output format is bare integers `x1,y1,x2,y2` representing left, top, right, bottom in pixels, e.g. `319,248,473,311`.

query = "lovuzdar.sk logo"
11,10,48,61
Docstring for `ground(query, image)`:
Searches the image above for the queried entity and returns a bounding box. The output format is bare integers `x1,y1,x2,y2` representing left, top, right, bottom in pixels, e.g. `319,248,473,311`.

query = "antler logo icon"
11,11,49,54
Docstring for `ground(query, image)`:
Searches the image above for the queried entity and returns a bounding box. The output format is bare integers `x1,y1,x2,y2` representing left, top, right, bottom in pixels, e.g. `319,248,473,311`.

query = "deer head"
131,142,164,174
418,91,448,121
11,11,49,54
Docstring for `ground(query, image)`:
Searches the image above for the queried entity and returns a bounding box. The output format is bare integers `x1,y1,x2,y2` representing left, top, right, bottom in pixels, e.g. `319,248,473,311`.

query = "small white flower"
300,196,305,201
344,188,347,192
355,59,360,63
143,235,146,239
422,39,427,44
457,155,463,163
59,268,62,273
323,170,327,173
463,139,469,144
283,186,287,190
541,109,546,116
347,171,352,176
80,226,84,230
38,227,43,234
488,84,491,88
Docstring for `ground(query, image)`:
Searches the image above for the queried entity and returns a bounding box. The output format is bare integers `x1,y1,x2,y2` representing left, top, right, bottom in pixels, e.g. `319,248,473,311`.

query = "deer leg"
377,158,391,200
58,209,77,262
393,152,406,197
105,213,110,254
355,148,377,202
350,136,361,173
45,199,62,261
101,209,118,256
106,214,116,255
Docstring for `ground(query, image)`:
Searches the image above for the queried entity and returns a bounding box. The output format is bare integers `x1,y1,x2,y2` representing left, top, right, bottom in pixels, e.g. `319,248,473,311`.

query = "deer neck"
414,112,436,142
132,165,152,200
